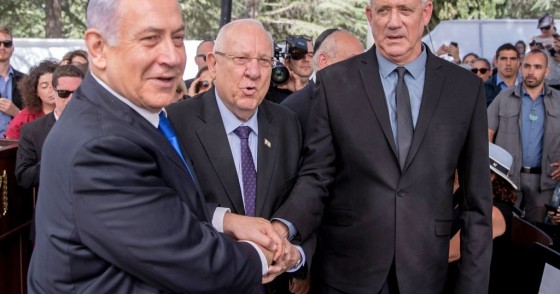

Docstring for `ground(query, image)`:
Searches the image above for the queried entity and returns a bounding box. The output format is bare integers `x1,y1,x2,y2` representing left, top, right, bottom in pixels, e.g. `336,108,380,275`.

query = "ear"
206,52,217,80
84,28,108,72
318,52,330,69
422,1,433,26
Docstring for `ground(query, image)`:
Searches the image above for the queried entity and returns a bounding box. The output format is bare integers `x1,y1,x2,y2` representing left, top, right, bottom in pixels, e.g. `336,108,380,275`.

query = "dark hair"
492,172,517,205
17,60,58,114
0,26,12,38
195,66,209,79
462,52,479,63
52,64,85,88
515,40,526,51
475,58,492,69
495,43,519,59
61,49,88,65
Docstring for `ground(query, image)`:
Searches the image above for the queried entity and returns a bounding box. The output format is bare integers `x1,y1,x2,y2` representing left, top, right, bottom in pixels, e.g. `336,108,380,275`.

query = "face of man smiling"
366,0,432,65
87,0,186,112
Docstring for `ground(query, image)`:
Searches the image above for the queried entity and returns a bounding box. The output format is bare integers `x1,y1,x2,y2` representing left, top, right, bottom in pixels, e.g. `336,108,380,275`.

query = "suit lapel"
255,104,277,218
403,51,444,171
359,47,398,158
196,94,246,214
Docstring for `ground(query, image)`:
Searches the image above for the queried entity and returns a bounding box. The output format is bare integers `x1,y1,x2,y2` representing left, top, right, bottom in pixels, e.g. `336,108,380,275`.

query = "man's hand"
289,276,311,294
550,161,560,180
271,220,289,239
275,65,305,92
223,213,283,260
549,208,560,225
263,238,302,284
0,98,20,117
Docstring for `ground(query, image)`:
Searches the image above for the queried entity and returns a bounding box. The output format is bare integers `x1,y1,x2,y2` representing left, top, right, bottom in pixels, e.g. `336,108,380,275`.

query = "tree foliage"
1,0,559,42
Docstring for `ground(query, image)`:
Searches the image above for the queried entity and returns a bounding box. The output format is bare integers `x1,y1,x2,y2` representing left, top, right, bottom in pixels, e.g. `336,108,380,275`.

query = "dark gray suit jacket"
28,74,263,293
273,46,493,293
16,112,56,189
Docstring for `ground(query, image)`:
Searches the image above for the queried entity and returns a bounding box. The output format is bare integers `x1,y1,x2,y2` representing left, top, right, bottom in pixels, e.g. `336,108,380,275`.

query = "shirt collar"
215,88,259,135
91,72,160,128
376,44,427,79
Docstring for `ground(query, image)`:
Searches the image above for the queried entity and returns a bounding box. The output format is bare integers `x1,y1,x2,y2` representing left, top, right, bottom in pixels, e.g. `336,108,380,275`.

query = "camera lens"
271,63,289,85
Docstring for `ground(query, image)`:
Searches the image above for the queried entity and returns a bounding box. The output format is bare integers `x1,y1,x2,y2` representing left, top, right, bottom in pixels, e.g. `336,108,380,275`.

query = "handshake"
223,212,302,284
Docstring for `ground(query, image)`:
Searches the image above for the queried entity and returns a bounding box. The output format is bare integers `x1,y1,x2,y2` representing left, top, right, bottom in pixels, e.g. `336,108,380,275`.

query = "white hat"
489,143,517,190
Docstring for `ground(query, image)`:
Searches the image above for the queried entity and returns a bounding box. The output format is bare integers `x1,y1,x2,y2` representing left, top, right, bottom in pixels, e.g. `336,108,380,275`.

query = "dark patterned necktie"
233,126,257,217
396,67,413,171
158,112,193,179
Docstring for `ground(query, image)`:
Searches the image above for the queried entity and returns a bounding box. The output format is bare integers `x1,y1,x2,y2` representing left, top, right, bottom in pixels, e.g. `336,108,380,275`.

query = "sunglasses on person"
0,40,13,48
196,54,206,61
55,89,75,98
471,68,489,74
540,26,551,30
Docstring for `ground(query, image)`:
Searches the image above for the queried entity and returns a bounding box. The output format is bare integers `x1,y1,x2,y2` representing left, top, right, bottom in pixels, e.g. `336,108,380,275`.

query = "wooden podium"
0,140,34,294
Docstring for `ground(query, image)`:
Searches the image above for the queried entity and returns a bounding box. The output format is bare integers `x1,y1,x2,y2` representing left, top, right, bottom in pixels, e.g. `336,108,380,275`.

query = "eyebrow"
135,25,185,37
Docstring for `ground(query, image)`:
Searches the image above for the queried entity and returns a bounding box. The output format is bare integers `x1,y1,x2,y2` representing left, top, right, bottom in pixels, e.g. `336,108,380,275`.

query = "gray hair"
86,0,121,45
313,30,341,69
371,0,428,6
214,19,274,56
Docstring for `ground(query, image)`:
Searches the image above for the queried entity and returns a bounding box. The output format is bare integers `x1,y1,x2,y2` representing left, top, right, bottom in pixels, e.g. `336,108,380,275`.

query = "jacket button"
397,190,405,197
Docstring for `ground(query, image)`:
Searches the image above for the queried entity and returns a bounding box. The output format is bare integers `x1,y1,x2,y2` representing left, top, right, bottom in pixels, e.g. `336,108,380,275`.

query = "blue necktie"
233,126,257,217
158,112,193,178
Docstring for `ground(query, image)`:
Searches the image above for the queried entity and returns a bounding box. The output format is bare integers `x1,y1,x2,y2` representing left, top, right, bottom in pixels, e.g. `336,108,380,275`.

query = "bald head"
214,19,274,56
313,30,364,71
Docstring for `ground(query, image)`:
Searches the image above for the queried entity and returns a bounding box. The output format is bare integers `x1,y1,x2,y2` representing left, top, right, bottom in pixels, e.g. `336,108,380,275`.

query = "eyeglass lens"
0,40,13,48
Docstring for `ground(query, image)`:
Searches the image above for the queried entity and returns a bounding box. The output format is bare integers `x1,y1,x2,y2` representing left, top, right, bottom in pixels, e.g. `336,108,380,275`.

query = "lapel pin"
264,138,271,148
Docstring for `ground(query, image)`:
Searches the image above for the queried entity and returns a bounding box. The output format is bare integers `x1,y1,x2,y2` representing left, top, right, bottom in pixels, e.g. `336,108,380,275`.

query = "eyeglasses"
0,40,13,48
540,26,551,30
214,51,273,68
196,54,206,62
471,68,489,74
55,89,75,98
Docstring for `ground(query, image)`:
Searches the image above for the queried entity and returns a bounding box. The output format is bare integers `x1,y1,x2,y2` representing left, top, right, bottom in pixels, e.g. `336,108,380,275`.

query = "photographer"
530,13,560,89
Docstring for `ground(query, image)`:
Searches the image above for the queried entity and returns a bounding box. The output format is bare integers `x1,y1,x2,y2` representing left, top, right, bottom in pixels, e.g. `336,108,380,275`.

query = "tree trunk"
45,0,62,38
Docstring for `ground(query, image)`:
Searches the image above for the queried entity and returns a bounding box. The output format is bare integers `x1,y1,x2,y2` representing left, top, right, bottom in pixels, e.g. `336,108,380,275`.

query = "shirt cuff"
285,245,306,273
241,241,269,275
212,207,231,232
271,218,297,240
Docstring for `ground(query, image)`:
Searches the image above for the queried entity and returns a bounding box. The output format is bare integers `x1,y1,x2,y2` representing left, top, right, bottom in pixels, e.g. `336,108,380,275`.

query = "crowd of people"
1,0,560,293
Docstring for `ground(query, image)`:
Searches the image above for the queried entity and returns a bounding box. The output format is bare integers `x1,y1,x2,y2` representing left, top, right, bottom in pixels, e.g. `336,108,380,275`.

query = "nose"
244,58,261,80
387,8,402,29
158,37,184,68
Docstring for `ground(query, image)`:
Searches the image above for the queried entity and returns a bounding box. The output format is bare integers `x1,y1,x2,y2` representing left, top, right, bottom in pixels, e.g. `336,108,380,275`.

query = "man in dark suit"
28,1,285,293
281,29,363,137
167,19,305,293
272,0,493,293
16,64,84,189
0,25,25,137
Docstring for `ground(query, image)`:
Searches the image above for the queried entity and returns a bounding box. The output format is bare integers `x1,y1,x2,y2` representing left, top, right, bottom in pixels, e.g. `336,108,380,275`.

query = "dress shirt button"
397,190,405,197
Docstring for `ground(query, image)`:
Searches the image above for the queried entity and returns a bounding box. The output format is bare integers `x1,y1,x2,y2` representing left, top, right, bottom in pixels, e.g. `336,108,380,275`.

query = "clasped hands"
223,213,301,283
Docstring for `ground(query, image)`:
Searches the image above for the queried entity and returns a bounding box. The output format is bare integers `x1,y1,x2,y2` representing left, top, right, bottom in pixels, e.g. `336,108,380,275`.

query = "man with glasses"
185,40,214,89
485,43,521,106
16,64,84,190
167,19,305,293
0,26,25,137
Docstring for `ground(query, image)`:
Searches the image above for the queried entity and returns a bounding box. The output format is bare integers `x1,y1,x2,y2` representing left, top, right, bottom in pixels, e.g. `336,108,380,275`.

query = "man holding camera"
284,37,314,90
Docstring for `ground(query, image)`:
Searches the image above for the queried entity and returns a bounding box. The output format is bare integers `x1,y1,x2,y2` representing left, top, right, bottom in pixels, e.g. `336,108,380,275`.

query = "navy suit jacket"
274,46,493,293
16,112,56,189
28,74,263,293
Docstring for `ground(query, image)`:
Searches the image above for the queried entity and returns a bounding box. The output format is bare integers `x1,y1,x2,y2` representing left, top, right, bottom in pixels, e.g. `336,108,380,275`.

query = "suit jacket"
28,74,263,294
484,73,502,106
12,68,25,109
16,112,56,189
273,46,493,293
280,81,316,138
167,90,305,292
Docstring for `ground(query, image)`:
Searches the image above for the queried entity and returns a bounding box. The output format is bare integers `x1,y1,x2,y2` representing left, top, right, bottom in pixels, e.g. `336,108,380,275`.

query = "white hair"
86,0,121,45
214,19,274,56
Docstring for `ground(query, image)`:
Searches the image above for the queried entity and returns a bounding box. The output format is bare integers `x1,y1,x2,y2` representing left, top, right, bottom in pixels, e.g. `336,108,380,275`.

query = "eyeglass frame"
540,25,552,30
196,54,207,62
214,51,274,68
471,68,490,74
55,89,75,99
0,40,13,48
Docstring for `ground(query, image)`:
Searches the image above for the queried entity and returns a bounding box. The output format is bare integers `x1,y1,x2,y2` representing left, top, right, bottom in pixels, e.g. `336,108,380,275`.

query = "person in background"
5,60,58,139
484,43,521,106
185,40,214,89
16,64,84,190
470,58,493,82
60,49,88,66
462,52,479,66
0,25,25,137
515,40,527,61
488,49,560,223
28,0,285,292
187,66,213,97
